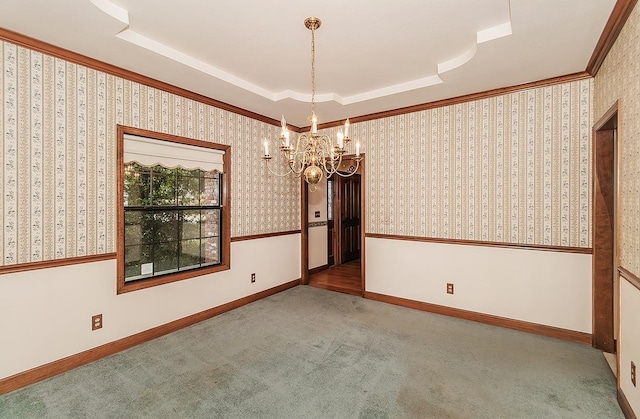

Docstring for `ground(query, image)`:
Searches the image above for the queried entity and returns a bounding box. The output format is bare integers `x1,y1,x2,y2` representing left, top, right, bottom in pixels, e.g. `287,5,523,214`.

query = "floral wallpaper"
0,33,597,267
325,79,593,248
595,3,640,276
0,40,299,266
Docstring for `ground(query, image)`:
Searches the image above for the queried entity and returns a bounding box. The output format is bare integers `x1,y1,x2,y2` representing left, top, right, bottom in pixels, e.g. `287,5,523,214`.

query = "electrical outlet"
251,273,256,283
632,361,636,387
92,314,103,331
446,283,454,294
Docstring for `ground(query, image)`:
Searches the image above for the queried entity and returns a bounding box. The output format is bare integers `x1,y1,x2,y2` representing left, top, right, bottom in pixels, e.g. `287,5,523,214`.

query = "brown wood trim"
587,0,638,76
364,291,592,345
619,266,640,291
117,125,126,292
0,27,283,128
0,253,117,275
116,125,232,294
222,145,232,271
616,272,622,391
592,111,616,352
618,387,638,419
117,264,232,294
0,279,300,395
365,233,593,254
595,100,621,131
314,72,592,130
359,156,366,295
231,230,301,242
0,26,595,134
117,125,232,152
309,264,329,275
301,177,310,285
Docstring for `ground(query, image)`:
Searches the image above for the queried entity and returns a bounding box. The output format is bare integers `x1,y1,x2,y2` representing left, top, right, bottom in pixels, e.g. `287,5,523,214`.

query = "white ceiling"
0,0,616,127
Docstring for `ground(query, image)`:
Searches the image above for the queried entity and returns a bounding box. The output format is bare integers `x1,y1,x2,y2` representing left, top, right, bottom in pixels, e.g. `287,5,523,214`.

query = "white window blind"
124,134,224,173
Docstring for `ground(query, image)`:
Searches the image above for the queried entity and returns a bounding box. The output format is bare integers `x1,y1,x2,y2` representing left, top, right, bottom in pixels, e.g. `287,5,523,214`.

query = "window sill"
117,262,230,294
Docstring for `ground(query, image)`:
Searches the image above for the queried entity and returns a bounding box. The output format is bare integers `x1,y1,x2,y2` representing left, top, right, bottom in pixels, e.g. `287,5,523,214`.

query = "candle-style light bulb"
344,118,350,138
280,115,287,137
263,140,269,156
337,131,344,149
355,141,360,157
285,130,290,148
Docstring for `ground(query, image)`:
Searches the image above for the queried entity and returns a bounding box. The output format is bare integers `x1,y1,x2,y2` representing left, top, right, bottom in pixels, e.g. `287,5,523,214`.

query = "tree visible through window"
117,125,230,294
123,164,222,281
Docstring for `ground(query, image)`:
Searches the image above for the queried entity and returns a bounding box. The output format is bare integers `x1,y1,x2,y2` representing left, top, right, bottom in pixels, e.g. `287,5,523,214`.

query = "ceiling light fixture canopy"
262,17,361,192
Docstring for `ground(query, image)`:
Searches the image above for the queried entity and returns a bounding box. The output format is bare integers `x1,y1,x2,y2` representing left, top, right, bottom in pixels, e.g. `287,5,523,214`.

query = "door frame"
592,100,619,353
333,172,362,265
301,154,366,296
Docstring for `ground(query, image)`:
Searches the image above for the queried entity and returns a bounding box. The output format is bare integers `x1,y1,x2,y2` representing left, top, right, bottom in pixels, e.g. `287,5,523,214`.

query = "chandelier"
262,17,361,192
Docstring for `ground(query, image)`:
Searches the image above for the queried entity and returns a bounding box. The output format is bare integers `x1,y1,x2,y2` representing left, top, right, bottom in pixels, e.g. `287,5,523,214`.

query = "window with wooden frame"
117,126,230,294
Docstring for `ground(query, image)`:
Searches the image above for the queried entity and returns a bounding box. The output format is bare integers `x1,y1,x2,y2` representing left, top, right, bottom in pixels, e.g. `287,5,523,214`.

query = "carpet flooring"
0,286,624,418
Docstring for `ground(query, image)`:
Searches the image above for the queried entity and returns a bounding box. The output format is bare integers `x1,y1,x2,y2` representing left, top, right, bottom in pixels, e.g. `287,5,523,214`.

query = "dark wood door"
340,174,361,263
327,178,335,266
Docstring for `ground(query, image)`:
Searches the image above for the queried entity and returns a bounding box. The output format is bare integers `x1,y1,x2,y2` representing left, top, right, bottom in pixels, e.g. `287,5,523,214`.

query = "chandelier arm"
263,160,295,178
288,159,306,175
332,159,362,178
329,145,344,171
324,154,340,175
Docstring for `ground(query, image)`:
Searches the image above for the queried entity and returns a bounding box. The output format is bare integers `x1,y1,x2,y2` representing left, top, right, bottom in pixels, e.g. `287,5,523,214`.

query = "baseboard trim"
309,264,329,275
364,291,592,345
618,387,637,419
0,279,300,395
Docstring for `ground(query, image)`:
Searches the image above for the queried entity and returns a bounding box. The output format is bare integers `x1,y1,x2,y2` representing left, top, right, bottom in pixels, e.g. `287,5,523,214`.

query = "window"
117,126,230,293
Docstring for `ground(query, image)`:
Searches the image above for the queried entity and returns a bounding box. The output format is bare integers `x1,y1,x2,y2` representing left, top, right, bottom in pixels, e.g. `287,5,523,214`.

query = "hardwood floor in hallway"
308,259,362,296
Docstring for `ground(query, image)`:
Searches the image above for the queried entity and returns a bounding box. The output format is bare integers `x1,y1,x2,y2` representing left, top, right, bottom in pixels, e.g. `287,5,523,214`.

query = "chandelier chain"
310,24,316,116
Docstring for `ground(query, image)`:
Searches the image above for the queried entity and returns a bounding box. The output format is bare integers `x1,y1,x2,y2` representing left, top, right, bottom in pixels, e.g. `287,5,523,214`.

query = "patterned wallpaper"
595,3,640,275
325,79,593,248
0,33,598,266
0,40,300,266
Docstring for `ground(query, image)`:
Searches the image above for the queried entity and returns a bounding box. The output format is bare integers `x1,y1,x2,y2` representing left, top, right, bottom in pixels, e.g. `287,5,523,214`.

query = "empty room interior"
1,0,640,417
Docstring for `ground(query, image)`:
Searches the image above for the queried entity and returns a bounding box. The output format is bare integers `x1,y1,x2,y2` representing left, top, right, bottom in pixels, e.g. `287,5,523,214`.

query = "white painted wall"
308,178,328,269
308,177,327,223
0,235,300,380
619,279,640,412
366,237,592,333
309,226,328,269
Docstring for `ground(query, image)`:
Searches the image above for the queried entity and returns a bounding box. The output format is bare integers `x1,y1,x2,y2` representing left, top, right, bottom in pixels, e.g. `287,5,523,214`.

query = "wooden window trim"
116,125,231,294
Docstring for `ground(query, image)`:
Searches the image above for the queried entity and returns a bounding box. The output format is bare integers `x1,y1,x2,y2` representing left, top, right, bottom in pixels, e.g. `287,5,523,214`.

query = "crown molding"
315,71,592,130
0,27,283,128
586,0,638,76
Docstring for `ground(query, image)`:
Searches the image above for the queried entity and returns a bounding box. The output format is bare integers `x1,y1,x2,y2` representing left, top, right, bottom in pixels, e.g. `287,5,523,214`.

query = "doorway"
592,101,618,354
330,173,362,265
302,156,365,296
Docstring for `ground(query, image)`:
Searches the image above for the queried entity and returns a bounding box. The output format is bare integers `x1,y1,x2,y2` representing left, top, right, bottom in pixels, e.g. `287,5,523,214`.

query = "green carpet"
0,286,623,418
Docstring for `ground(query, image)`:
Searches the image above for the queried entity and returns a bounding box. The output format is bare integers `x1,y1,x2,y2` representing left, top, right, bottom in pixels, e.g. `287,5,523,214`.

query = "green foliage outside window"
123,163,221,282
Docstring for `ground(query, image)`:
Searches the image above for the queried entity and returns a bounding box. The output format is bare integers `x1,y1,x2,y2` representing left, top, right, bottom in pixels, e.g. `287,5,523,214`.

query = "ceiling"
0,0,617,127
